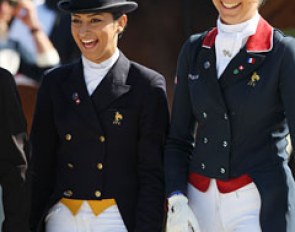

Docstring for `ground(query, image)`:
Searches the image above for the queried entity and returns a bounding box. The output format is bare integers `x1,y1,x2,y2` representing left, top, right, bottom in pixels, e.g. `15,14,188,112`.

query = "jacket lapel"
201,16,273,89
90,52,131,112
197,47,227,109
61,59,101,131
219,48,266,88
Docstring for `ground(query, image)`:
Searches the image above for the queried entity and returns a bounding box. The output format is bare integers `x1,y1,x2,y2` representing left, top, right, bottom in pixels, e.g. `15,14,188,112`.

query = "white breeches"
187,180,262,232
45,201,127,232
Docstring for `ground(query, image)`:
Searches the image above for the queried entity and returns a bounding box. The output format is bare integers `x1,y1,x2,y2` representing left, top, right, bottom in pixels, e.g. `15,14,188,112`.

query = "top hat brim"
58,1,138,14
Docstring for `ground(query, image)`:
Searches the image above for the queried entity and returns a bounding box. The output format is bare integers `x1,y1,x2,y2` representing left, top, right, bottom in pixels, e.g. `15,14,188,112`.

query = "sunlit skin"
212,0,260,25
71,12,127,64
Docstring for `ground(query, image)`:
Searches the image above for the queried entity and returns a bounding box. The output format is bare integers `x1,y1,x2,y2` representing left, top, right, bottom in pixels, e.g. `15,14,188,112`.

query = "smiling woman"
165,0,295,231
211,0,261,24
70,12,126,63
29,1,169,232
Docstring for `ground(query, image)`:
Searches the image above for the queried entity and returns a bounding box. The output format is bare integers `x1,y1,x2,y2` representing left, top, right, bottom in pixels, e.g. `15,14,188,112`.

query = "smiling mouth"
221,1,240,9
81,39,98,48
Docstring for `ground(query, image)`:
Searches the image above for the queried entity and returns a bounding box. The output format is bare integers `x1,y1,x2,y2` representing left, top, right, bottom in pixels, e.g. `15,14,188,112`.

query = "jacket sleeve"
279,36,295,176
135,74,169,232
164,34,203,196
0,68,29,165
29,74,58,231
1,68,27,136
0,68,30,231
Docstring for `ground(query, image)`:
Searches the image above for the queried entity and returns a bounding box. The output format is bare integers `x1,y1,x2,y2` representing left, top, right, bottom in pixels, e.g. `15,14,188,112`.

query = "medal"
113,111,123,125
247,72,260,87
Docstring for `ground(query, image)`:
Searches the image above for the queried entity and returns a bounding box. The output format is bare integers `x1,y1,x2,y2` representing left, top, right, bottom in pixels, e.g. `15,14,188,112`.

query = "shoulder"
176,30,209,66
41,60,80,85
45,61,79,78
129,61,166,90
273,29,295,53
181,31,209,53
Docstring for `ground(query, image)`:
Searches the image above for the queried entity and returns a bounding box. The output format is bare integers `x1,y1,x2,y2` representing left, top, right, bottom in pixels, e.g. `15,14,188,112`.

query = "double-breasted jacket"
30,52,169,232
165,17,295,232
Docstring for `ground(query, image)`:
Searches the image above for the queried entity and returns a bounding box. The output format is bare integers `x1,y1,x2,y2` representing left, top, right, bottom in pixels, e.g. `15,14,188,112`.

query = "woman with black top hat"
29,0,169,231
165,0,295,231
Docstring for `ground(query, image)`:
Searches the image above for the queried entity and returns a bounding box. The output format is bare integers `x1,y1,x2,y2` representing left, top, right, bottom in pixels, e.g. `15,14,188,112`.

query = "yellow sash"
60,198,116,216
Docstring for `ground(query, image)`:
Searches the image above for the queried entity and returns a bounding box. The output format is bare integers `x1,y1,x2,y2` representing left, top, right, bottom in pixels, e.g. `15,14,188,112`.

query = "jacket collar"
61,51,131,130
202,16,273,53
90,51,131,112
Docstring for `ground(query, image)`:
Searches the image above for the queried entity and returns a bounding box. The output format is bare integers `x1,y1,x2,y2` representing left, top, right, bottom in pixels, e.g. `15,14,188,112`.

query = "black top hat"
58,0,138,14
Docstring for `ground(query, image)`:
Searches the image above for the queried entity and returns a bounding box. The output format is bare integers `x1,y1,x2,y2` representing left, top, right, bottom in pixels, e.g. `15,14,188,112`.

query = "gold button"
65,134,72,141
67,163,74,168
64,190,73,197
99,136,105,143
97,163,103,170
94,190,101,198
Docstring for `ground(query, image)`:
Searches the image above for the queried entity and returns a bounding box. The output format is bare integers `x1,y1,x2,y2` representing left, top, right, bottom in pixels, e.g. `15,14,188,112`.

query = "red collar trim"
202,28,218,49
202,17,273,53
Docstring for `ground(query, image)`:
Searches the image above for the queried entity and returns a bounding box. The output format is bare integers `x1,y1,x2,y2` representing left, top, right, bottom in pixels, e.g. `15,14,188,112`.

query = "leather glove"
166,194,201,232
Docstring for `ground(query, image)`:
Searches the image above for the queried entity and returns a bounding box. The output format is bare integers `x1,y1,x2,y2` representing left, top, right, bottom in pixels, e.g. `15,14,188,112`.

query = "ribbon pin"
113,111,123,125
72,92,81,105
247,72,260,87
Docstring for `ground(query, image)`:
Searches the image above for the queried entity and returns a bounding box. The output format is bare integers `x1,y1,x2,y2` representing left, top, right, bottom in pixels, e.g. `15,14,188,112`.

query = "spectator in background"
0,0,59,82
0,67,30,232
9,0,80,65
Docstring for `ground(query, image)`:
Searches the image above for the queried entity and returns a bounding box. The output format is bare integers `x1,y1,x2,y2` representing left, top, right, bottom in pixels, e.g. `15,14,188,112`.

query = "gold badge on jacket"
247,72,260,87
113,111,123,125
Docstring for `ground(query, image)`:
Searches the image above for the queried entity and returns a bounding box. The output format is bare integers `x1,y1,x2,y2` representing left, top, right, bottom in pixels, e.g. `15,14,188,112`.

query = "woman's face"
212,0,260,25
71,12,126,63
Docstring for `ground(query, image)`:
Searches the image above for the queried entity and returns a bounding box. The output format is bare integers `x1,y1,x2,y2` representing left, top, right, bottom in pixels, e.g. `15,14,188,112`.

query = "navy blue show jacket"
165,17,295,232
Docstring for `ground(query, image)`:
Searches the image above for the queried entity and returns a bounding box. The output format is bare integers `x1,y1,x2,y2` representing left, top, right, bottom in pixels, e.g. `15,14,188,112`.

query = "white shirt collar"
215,12,260,78
82,48,120,95
82,48,120,71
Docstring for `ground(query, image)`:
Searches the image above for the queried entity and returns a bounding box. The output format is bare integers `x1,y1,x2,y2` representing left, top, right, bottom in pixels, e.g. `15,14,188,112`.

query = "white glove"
166,194,201,232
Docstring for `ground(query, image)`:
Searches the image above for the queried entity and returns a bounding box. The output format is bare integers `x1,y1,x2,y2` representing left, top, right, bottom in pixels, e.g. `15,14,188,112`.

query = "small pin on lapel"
247,58,256,64
247,72,260,87
233,65,244,75
113,111,123,125
238,65,244,71
72,92,81,105
204,61,210,69
233,69,239,75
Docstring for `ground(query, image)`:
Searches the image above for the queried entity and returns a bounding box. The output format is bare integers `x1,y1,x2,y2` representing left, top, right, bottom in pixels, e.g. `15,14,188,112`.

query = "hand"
14,0,41,31
166,194,201,232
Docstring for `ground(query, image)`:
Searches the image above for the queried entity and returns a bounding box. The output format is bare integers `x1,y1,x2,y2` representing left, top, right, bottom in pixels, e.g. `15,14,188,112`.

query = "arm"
135,75,169,232
2,68,27,137
14,0,60,67
0,68,30,231
279,36,295,177
164,36,203,232
1,68,29,167
29,73,58,230
164,37,200,196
